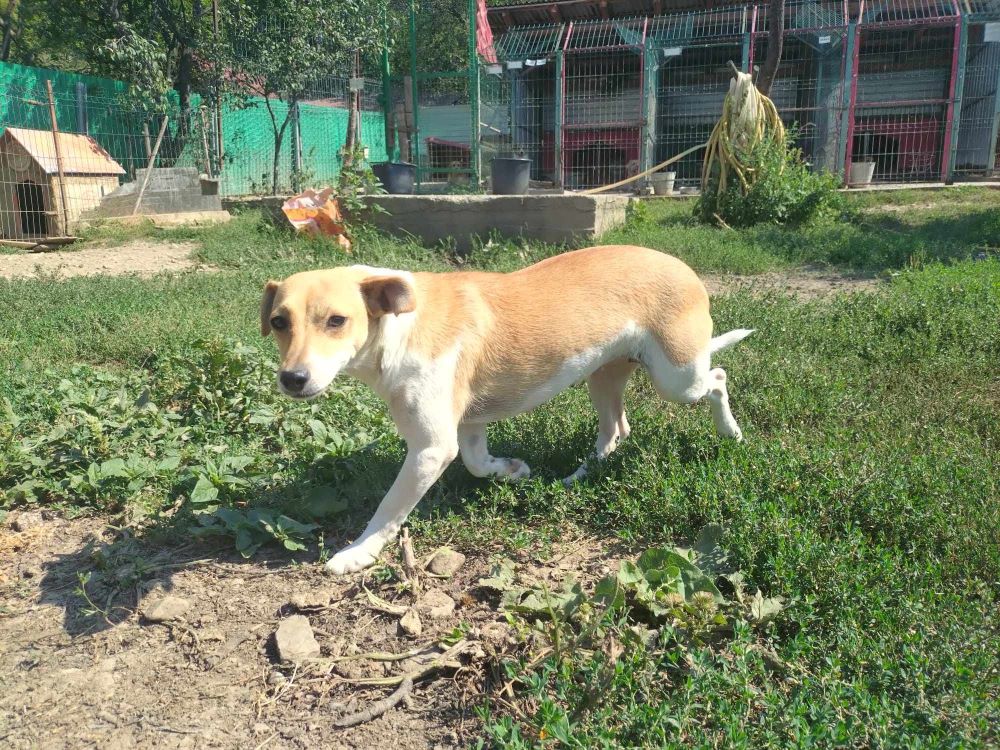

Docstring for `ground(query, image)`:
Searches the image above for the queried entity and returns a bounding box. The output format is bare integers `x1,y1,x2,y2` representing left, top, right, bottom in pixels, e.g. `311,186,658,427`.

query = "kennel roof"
0,128,125,176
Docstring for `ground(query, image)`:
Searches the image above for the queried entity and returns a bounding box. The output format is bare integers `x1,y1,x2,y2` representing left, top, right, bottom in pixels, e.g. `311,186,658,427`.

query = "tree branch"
756,0,785,96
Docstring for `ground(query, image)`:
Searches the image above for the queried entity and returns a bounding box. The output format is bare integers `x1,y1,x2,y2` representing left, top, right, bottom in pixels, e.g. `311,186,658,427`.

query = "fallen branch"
363,583,408,616
332,677,414,728
400,528,420,597
340,640,474,687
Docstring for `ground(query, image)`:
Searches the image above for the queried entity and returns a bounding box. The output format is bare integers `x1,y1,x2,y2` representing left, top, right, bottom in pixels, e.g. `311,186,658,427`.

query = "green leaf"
190,475,219,504
99,458,128,478
691,523,731,574
157,455,182,471
749,590,785,623
478,559,517,592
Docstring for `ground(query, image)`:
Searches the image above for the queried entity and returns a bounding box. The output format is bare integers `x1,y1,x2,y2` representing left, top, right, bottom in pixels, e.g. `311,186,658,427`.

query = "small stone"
252,722,271,736
399,608,423,637
290,590,331,611
267,671,287,687
418,590,456,620
427,548,466,577
274,615,320,662
141,596,191,623
11,511,43,532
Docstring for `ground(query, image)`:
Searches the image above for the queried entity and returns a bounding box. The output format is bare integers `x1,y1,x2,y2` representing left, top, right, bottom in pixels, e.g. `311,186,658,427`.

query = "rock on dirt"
274,615,320,662
10,511,44,532
290,590,331,611
427,548,466,577
418,590,456,620
399,608,423,637
141,596,191,623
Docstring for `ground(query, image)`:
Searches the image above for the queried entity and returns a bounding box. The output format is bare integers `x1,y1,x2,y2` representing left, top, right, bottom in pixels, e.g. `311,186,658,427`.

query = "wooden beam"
45,80,70,236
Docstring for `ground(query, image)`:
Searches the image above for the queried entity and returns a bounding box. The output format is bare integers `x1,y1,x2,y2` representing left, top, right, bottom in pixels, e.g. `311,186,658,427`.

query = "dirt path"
0,241,204,280
0,511,615,749
703,269,881,299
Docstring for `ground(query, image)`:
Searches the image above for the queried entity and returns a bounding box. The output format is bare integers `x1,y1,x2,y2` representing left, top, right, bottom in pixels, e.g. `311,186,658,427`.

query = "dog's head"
260,267,416,399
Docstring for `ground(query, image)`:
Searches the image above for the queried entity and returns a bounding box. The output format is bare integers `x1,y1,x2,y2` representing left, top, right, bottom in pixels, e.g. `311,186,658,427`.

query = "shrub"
695,132,843,228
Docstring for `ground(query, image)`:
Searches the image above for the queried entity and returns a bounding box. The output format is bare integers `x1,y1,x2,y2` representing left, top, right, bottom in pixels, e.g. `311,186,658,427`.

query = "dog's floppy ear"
361,275,416,318
260,280,279,336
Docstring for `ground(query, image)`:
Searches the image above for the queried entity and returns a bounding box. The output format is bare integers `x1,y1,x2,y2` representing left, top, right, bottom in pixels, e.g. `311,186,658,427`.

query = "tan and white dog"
260,245,752,574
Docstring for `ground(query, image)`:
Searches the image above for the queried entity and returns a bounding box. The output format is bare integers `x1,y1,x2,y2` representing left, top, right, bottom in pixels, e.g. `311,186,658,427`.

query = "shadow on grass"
36,447,403,637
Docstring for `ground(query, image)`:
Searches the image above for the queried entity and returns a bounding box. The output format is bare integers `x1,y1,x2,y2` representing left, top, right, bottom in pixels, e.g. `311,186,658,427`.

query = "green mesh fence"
0,61,388,197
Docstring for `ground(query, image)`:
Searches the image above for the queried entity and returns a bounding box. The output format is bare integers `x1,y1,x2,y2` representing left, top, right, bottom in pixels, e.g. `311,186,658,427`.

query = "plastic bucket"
650,171,676,196
491,157,531,195
849,161,876,187
372,161,416,195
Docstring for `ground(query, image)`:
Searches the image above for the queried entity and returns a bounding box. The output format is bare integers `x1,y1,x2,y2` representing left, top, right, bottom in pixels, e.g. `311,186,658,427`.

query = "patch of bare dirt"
0,241,206,280
703,269,882,299
0,512,617,749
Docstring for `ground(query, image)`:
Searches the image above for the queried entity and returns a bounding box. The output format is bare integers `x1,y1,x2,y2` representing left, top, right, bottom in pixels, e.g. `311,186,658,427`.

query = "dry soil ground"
0,511,620,749
0,242,205,280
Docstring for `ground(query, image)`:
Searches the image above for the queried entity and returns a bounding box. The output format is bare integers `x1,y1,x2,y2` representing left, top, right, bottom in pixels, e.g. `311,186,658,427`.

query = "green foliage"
337,142,387,215
0,338,371,554
606,186,1000,273
479,528,786,747
218,0,388,193
0,198,998,746
696,132,844,228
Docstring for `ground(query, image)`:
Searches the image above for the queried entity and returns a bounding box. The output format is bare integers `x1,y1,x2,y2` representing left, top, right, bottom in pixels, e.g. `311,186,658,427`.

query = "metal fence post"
408,0,421,187
741,5,753,72
468,0,481,185
554,50,564,187
640,40,656,181
838,20,859,184
943,15,967,183
381,6,395,162
290,101,301,188
988,46,1000,174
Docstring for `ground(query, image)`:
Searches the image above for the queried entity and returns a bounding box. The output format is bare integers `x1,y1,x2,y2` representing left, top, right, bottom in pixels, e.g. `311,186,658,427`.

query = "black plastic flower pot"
491,157,531,195
371,161,416,195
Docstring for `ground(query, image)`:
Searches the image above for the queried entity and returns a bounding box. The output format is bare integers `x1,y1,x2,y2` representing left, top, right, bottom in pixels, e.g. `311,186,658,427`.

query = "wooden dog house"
0,127,125,240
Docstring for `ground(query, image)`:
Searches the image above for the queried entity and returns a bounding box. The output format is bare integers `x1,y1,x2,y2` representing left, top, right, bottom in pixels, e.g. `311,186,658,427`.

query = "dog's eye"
270,316,288,331
327,315,347,328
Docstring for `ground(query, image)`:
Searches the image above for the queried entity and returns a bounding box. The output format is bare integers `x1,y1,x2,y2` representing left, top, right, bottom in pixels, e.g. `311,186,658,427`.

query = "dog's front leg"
325,435,458,575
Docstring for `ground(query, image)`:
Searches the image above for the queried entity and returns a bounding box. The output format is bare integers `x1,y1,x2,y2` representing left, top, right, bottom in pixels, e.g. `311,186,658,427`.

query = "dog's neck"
345,310,419,397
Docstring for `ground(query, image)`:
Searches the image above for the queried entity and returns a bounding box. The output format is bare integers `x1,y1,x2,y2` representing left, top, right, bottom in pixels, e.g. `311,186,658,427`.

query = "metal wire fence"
483,0,1000,190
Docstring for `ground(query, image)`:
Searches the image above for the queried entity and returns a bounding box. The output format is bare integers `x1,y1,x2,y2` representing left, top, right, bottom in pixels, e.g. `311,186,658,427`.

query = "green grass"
1,191,999,746
604,187,1000,274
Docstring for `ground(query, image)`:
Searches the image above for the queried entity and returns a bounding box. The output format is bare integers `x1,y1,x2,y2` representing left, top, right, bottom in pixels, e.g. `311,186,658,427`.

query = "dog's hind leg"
643,343,744,442
458,423,531,481
564,358,638,484
705,367,742,441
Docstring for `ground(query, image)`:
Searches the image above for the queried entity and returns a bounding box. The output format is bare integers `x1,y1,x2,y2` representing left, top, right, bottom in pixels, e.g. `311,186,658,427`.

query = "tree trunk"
756,0,785,97
176,46,194,136
1,0,19,61
341,48,361,181
264,96,294,195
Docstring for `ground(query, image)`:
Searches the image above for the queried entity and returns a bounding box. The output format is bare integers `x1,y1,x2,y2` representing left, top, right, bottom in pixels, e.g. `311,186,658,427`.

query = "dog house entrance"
17,181,46,236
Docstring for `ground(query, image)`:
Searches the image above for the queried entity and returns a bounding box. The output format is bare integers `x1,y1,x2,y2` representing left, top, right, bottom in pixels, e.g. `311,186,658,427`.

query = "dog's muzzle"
279,368,311,396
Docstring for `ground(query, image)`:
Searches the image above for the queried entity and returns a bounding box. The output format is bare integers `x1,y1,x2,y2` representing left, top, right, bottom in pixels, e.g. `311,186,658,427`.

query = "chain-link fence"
0,53,388,241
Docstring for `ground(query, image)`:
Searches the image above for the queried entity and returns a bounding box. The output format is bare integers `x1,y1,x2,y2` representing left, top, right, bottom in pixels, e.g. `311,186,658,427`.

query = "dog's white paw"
501,458,531,481
325,543,380,575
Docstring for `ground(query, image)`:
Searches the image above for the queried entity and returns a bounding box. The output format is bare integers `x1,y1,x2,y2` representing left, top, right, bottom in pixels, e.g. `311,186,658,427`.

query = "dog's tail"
709,328,755,355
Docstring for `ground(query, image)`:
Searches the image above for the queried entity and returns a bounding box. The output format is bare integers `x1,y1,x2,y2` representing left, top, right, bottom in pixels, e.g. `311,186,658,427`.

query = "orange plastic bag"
281,187,351,251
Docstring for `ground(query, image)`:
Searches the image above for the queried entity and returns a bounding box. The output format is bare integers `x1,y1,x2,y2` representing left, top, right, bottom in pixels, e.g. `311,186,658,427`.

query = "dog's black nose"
279,368,310,393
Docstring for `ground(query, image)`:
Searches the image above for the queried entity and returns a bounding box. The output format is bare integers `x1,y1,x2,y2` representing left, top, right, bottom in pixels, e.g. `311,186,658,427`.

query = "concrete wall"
222,193,630,253
362,193,629,252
